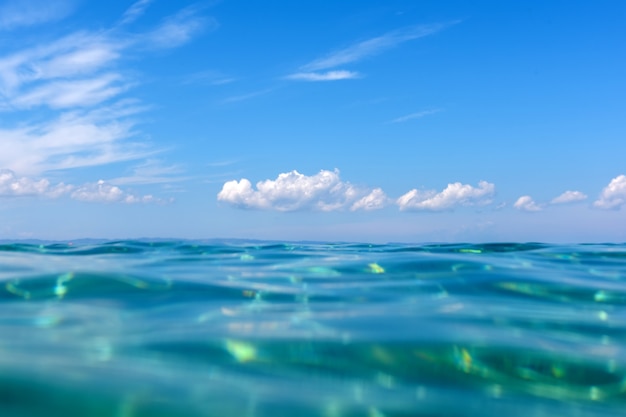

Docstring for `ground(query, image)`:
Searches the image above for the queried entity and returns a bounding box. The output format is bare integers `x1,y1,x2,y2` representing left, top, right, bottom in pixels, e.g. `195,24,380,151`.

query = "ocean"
1,241,625,416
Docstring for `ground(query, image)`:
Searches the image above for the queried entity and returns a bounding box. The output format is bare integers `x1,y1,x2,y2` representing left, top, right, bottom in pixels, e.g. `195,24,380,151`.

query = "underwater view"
1,240,626,416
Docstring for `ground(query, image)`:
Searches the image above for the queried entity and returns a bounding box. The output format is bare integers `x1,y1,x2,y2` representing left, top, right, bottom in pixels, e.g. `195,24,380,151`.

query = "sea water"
1,241,625,416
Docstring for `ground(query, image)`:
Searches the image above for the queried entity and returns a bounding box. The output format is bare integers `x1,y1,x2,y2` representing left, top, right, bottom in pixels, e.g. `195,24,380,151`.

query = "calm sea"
1,241,625,416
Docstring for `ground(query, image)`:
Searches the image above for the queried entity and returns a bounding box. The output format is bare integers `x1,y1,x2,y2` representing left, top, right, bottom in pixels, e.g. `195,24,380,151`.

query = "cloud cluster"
397,181,495,211
514,190,588,212
0,169,161,204
71,180,158,204
512,175,626,212
287,22,457,82
218,169,387,212
218,171,495,212
219,171,626,214
0,169,67,197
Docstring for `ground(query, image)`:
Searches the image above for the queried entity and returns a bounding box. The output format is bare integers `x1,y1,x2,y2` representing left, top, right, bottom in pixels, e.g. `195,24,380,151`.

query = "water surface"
1,241,625,416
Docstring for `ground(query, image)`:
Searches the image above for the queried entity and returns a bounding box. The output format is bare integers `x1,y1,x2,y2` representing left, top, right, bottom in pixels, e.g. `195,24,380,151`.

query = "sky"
0,0,625,243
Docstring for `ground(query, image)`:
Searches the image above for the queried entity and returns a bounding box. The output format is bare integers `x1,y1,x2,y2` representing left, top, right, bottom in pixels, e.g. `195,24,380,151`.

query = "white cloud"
551,190,587,204
286,70,360,82
301,22,458,72
218,169,385,212
397,181,495,211
514,195,543,212
350,188,388,211
0,0,74,30
594,175,626,209
71,180,158,204
390,109,441,123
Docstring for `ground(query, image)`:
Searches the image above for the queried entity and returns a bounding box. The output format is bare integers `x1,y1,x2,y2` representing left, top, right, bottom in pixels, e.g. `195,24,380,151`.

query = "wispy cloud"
0,0,75,30
203,160,244,185
0,32,124,102
286,70,360,82
300,22,458,72
222,88,273,104
390,109,441,123
206,159,240,168
119,0,152,26
12,73,129,109
0,101,150,176
144,6,216,49
513,195,543,212
551,190,587,205
594,174,626,209
0,5,211,109
285,22,457,82
397,181,494,211
218,169,386,212
0,4,210,184
110,159,188,185
183,70,236,86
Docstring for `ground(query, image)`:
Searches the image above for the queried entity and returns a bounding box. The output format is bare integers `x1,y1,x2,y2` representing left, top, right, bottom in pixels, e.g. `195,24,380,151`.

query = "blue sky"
0,0,625,243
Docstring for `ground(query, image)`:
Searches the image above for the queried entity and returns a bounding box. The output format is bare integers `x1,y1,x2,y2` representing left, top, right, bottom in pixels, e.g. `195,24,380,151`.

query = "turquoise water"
1,241,626,416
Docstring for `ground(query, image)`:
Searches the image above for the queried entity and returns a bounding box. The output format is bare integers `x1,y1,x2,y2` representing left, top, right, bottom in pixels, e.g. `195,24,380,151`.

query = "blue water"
1,241,626,416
